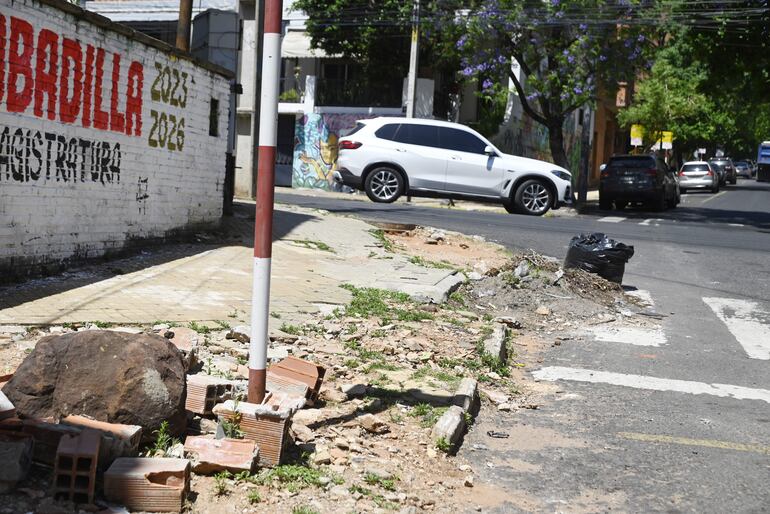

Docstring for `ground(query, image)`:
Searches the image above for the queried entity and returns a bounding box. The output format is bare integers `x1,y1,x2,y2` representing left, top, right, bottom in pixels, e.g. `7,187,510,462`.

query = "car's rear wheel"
364,167,404,203
710,184,719,193
513,179,553,216
615,200,627,211
599,195,613,210
653,192,667,211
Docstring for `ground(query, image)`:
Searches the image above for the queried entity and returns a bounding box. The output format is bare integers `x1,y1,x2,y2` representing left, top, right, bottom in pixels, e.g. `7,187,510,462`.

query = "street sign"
654,131,674,150
630,125,644,146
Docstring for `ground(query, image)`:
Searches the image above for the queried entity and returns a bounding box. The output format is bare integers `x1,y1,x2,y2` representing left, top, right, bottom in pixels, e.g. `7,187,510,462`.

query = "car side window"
375,124,400,141
437,128,488,154
392,124,440,148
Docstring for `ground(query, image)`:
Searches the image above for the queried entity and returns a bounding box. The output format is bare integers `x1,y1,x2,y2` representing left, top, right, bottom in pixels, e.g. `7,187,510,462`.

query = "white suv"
334,117,573,216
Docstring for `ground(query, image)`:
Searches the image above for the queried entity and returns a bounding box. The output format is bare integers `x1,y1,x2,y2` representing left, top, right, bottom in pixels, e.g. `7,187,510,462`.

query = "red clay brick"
61,415,142,466
54,429,101,504
104,458,190,513
185,374,233,415
268,357,326,402
183,436,258,474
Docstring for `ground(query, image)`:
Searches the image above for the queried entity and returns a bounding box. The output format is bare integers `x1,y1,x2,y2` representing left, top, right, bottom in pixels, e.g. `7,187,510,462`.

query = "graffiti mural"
292,113,377,190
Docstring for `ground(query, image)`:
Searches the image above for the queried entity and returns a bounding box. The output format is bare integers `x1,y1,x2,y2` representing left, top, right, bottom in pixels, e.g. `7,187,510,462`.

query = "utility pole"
405,0,420,118
248,0,282,404
577,107,592,206
175,0,193,52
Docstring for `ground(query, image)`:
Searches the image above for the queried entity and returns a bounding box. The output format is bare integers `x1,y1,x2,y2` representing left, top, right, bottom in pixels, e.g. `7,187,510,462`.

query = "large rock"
1,331,186,441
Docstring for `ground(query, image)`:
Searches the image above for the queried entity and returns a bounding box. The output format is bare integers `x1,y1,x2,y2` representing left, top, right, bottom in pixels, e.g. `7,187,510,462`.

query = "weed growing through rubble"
409,403,448,428
213,320,230,330
364,361,399,373
188,321,211,334
256,464,328,492
340,284,433,323
280,323,303,335
411,366,461,388
288,239,335,253
246,489,261,504
435,437,451,453
449,290,468,307
291,507,319,514
213,471,230,496
407,255,457,270
270,311,281,319
221,396,244,439
146,421,180,457
363,473,397,491
368,229,395,252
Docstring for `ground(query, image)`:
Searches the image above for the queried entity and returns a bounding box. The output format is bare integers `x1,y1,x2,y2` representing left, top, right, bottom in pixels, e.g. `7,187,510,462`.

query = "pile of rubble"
0,228,651,513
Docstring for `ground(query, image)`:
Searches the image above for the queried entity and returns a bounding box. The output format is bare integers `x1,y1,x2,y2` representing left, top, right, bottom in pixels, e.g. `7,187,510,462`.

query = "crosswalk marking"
703,297,770,360
532,366,770,404
598,216,626,223
589,325,667,346
617,432,770,455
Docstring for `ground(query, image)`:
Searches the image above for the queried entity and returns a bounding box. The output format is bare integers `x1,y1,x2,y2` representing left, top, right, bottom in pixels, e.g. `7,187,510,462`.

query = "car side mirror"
484,145,496,156
599,164,607,172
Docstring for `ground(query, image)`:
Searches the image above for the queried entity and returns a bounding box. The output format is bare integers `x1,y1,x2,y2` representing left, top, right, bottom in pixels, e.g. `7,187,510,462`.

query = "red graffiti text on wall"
0,14,143,136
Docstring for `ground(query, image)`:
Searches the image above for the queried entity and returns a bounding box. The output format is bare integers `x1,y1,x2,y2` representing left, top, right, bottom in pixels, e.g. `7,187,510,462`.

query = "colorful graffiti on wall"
293,113,377,190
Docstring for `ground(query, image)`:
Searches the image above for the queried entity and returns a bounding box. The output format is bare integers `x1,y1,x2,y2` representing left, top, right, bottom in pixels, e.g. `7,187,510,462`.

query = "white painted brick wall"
0,0,231,279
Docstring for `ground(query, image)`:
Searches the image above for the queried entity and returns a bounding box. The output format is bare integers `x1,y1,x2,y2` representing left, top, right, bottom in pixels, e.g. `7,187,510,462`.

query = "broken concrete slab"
452,378,480,415
482,323,508,364
104,458,190,513
0,430,33,493
431,405,466,452
185,375,233,416
54,429,100,504
183,436,258,475
0,390,15,420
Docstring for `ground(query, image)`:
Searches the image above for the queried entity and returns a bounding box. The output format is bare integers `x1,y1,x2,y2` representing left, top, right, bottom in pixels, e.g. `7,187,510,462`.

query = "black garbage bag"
563,233,634,284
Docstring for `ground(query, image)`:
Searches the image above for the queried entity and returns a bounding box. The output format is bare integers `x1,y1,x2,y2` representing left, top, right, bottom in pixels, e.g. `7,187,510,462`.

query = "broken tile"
104,458,190,513
268,356,326,402
183,436,258,474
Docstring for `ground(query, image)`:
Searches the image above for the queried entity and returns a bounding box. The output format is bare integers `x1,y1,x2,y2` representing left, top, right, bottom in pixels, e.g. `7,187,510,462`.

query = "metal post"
405,0,420,119
248,0,282,404
175,0,193,52
577,107,592,206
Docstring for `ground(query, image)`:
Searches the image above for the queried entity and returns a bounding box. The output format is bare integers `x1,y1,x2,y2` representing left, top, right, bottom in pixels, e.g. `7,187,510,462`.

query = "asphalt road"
276,179,770,513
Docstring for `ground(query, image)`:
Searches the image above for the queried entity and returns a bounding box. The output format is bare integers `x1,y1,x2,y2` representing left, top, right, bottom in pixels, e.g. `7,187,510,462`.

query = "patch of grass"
407,255,456,270
448,290,468,307
247,489,262,504
435,437,451,453
364,361,399,373
408,403,448,428
340,284,433,324
213,471,230,496
364,473,396,491
411,366,461,389
287,239,335,253
146,421,180,456
369,373,391,387
255,464,327,492
214,319,231,330
369,329,387,338
343,358,361,369
188,321,211,334
369,229,395,252
152,320,179,328
291,506,319,514
279,323,303,335
91,320,113,328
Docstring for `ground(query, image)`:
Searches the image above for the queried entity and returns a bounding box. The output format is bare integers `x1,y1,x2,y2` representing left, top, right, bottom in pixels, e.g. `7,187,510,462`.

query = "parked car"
599,154,679,211
708,158,737,185
334,117,574,216
678,161,719,193
734,160,752,178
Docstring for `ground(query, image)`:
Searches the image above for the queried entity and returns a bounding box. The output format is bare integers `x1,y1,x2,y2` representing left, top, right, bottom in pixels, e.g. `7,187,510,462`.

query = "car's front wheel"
364,167,404,203
513,179,553,216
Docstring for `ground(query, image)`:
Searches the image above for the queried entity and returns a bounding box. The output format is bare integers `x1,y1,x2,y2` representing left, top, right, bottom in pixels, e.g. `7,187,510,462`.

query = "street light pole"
248,0,282,404
175,0,193,52
405,0,420,118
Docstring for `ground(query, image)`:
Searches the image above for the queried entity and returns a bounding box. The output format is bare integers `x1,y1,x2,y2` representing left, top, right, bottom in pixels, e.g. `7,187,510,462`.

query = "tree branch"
507,67,548,126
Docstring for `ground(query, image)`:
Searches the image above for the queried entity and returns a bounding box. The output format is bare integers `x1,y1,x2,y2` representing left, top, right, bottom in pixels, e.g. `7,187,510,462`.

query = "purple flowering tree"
457,0,657,169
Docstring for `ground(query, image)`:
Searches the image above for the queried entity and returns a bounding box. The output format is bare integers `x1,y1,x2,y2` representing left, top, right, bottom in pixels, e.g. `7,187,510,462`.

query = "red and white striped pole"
249,0,282,404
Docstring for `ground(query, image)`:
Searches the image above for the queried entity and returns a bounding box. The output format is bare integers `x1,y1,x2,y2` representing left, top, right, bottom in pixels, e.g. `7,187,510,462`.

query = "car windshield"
682,164,709,172
709,161,726,170
608,157,654,169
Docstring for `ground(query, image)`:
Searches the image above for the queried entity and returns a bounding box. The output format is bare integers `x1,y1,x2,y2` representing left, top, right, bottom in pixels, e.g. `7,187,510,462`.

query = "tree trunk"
546,119,569,170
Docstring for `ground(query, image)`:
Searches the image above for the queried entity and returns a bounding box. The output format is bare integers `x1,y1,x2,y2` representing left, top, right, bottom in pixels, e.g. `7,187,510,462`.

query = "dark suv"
599,155,680,211
708,158,737,185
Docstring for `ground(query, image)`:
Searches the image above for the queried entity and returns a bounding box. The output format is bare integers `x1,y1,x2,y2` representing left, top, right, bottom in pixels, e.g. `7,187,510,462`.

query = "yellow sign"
630,124,644,146
654,131,674,150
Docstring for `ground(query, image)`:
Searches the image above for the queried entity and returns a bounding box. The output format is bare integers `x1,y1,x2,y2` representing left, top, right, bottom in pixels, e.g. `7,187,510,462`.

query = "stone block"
183,436,258,475
0,430,33,493
431,406,466,451
104,458,190,513
452,378,480,415
482,323,508,364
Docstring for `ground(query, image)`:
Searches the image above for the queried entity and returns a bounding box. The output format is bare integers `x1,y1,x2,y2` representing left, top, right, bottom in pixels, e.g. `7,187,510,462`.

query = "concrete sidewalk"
272,186,599,216
0,203,462,326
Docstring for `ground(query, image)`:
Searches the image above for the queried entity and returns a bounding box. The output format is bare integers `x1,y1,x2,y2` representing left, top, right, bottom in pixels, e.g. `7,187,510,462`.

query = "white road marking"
702,191,726,204
703,297,770,360
589,325,667,346
728,223,744,227
598,216,626,223
638,218,663,226
625,289,654,307
532,367,770,404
